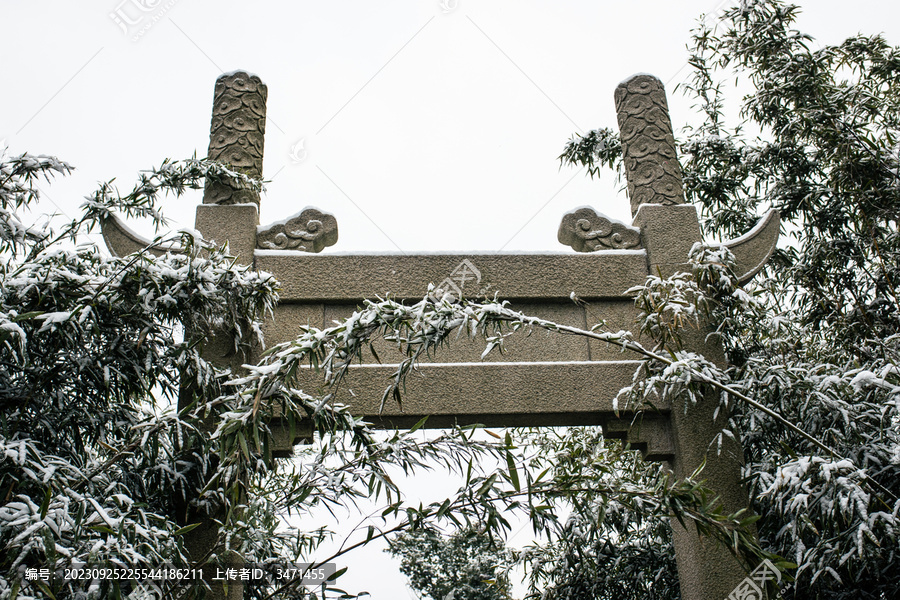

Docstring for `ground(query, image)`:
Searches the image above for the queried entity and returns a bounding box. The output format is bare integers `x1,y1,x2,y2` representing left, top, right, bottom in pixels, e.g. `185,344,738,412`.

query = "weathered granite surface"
558,206,642,252
615,74,685,215
254,252,649,301
256,207,338,252
203,71,267,206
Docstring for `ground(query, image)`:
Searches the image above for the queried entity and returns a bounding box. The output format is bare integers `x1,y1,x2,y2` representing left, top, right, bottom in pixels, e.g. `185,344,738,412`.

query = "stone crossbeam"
256,251,648,301
294,360,651,429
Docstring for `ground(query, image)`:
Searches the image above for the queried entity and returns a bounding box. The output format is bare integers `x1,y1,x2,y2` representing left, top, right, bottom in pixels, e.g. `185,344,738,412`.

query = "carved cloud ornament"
557,207,642,252
256,207,338,253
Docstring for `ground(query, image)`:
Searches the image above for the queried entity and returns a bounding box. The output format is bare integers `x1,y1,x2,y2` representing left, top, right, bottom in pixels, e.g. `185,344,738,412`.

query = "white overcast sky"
4,0,897,254
3,1,898,597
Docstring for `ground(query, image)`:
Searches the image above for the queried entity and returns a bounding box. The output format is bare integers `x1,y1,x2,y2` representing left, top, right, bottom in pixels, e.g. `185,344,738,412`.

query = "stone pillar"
619,74,754,600
180,70,269,600
636,203,751,599
195,72,264,363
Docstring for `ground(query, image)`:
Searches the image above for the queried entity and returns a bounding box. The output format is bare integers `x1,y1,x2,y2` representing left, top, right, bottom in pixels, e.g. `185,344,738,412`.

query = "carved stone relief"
257,207,338,252
203,71,268,205
558,207,642,252
614,74,685,216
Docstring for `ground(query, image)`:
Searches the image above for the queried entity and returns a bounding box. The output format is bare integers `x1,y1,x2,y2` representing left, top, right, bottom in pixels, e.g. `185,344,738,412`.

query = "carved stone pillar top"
614,74,685,216
203,70,268,206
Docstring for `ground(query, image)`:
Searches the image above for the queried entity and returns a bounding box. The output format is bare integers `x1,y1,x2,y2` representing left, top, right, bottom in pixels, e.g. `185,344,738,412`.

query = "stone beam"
255,251,648,301
293,360,653,429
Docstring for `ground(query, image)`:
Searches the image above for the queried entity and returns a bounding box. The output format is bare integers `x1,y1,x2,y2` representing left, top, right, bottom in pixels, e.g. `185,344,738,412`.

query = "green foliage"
388,527,512,600
0,156,296,599
12,4,896,598
558,128,621,180
1,153,767,600
559,1,900,597
683,2,900,351
512,431,680,600
230,285,777,598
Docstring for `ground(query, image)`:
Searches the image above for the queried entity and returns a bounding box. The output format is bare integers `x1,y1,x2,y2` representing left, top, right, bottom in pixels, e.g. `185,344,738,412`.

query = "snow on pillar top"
202,71,268,206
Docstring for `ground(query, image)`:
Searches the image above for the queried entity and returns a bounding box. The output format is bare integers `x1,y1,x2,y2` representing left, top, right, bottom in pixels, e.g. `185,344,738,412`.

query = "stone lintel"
195,203,259,265
290,360,657,429
255,252,649,302
632,204,702,277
